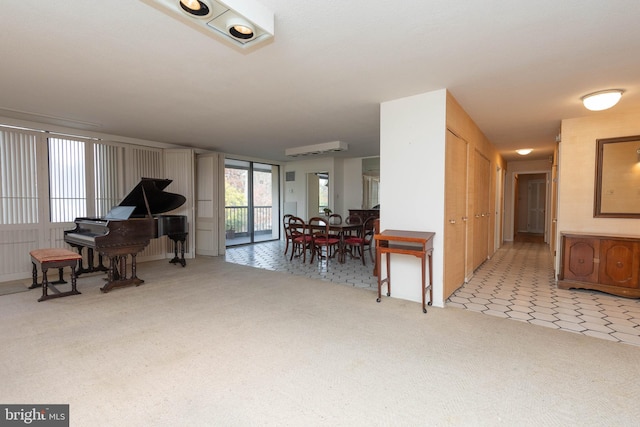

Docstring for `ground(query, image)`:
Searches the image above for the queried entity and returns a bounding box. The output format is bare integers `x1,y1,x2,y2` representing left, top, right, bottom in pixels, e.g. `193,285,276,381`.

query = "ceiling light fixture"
227,18,254,39
179,0,209,16
516,149,533,156
581,89,624,111
143,0,274,49
285,141,348,158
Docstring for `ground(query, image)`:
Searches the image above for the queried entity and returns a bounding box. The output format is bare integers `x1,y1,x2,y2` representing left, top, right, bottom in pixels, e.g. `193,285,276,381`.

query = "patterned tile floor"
225,240,640,347
225,240,379,291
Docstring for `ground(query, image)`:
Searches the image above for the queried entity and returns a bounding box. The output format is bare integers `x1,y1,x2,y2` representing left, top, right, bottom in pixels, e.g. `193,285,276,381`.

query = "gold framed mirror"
594,135,640,218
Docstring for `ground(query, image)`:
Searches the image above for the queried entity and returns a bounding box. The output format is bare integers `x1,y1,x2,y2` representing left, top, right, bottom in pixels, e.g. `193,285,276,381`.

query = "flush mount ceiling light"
143,0,274,49
516,148,533,156
285,141,349,158
581,89,624,111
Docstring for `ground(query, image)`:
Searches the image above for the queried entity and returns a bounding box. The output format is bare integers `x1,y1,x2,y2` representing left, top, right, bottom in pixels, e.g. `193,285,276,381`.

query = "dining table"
306,219,361,263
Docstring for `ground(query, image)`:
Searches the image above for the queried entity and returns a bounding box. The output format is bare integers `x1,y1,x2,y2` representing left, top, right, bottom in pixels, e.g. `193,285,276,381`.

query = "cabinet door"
599,240,640,288
562,237,599,283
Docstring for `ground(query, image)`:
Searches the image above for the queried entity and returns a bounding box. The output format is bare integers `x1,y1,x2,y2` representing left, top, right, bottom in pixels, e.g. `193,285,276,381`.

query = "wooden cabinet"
348,209,379,223
559,233,640,298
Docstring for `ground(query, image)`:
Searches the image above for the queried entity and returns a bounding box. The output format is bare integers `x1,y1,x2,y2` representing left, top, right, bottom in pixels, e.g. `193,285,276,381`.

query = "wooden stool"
29,248,83,302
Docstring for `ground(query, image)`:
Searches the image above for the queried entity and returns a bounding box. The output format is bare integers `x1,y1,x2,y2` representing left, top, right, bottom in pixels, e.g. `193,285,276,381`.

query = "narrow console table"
374,229,435,313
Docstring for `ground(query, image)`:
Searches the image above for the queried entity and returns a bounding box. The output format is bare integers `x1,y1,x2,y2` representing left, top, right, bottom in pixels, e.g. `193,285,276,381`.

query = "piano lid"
118,178,186,217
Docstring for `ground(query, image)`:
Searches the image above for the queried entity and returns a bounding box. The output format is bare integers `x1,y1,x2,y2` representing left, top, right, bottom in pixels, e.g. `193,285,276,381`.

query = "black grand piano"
64,178,188,293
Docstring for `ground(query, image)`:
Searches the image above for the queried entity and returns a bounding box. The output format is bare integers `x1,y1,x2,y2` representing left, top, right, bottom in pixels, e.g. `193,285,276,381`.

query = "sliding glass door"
225,159,280,246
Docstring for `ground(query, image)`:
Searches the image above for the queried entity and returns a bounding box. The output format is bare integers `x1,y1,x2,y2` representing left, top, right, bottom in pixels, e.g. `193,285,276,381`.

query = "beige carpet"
0,280,30,296
1,256,639,426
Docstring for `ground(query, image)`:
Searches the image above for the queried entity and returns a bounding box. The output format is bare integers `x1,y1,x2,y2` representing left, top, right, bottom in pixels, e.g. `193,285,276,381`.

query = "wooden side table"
374,230,435,313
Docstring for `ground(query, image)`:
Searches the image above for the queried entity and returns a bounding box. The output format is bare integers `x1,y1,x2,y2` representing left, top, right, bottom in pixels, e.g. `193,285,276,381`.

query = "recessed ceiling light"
516,149,533,156
285,141,348,157
143,0,274,49
581,89,624,111
227,19,254,39
179,0,210,16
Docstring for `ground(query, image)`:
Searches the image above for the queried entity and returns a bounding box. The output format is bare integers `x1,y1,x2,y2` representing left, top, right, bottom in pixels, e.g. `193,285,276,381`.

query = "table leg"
376,250,382,302
70,262,79,294
386,253,391,297
41,267,49,300
427,250,433,307
421,253,427,313
29,262,40,289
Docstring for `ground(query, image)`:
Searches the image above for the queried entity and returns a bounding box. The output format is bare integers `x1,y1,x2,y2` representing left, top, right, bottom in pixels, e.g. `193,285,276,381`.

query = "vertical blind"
48,137,86,222
131,147,162,182
2,126,163,225
0,129,38,224
94,143,123,217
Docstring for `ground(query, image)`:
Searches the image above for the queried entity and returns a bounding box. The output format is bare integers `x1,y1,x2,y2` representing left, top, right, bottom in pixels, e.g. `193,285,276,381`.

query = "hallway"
448,241,640,346
225,240,640,346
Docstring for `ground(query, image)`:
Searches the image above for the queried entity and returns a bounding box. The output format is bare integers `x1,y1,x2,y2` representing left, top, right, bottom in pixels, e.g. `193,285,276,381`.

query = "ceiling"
2,1,640,163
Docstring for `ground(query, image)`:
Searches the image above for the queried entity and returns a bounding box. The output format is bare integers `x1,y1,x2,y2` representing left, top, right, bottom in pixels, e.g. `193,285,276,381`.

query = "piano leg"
119,256,127,281
101,254,144,293
96,252,108,272
131,254,144,285
168,234,187,267
72,246,90,275
70,246,109,276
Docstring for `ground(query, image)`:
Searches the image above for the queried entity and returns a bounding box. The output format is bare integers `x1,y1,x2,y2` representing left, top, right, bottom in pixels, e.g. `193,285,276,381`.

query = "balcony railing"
225,206,272,235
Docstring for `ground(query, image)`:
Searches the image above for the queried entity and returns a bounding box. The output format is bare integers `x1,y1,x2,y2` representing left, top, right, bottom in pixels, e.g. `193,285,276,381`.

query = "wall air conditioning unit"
142,0,274,50
285,141,348,158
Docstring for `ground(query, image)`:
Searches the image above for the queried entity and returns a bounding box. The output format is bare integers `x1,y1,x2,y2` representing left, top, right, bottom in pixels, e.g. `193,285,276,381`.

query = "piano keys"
64,178,188,293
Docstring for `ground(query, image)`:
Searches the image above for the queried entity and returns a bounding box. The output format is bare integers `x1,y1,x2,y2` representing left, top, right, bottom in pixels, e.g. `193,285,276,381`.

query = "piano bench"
29,248,83,302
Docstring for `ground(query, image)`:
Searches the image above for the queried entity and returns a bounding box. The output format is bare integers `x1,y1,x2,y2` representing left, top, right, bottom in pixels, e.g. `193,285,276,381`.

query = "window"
48,138,127,222
48,137,86,222
318,172,329,214
224,158,280,245
0,129,39,224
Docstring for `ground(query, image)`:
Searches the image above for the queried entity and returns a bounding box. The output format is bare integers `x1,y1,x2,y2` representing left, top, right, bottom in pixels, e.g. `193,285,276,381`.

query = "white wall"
380,89,447,307
342,158,364,213
557,109,640,272
283,157,335,219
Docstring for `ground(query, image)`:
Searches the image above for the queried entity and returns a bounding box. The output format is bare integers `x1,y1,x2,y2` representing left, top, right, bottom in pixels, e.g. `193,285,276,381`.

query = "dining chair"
288,216,313,262
328,213,342,240
343,216,376,265
282,214,294,256
308,216,340,264
328,214,342,225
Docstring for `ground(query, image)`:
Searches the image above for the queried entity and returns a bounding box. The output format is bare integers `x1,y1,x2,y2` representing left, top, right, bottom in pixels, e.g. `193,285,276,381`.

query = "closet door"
473,151,491,269
444,131,468,299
